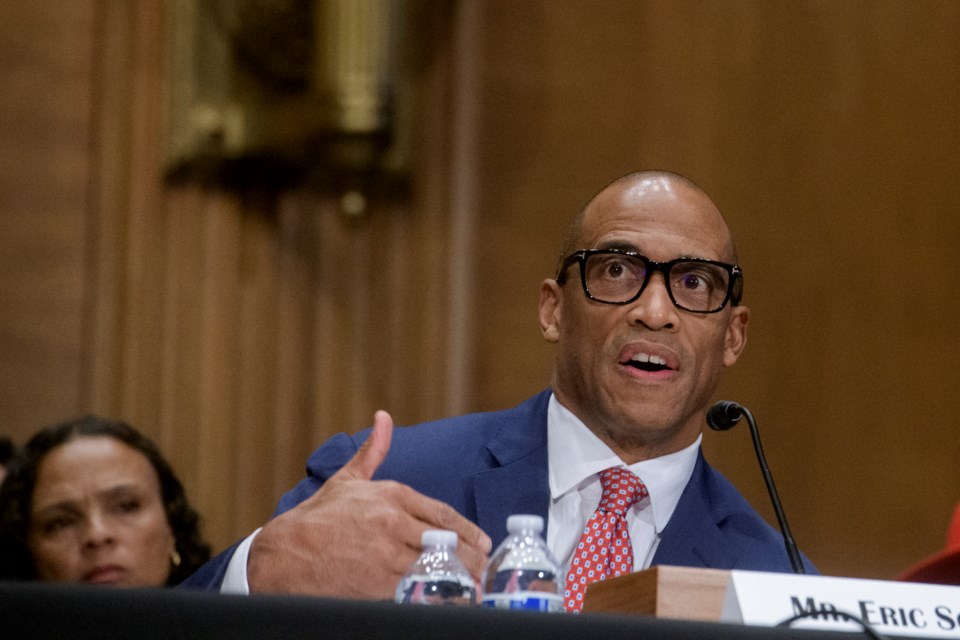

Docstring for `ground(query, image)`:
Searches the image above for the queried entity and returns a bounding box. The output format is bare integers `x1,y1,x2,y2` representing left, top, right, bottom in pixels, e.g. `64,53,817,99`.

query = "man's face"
538,176,750,462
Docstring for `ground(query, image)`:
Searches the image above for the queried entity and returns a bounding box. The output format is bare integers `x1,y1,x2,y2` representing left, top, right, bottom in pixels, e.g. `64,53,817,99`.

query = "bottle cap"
506,514,543,534
421,529,458,548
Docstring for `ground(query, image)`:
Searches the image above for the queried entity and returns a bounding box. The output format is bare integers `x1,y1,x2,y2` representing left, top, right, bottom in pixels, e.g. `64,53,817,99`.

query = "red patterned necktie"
563,467,648,613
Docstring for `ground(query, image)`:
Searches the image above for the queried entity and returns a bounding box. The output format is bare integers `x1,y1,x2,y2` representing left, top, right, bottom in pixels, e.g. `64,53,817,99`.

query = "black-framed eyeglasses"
556,249,744,313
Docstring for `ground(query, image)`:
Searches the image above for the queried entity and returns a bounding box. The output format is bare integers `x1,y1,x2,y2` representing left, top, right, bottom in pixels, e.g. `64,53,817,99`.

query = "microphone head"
707,400,743,431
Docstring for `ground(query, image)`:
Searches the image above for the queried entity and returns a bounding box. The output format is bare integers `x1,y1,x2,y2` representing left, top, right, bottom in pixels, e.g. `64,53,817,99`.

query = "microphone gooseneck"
706,400,806,574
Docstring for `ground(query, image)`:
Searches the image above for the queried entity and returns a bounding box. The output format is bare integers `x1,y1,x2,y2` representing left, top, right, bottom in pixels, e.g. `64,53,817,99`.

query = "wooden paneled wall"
81,1,472,546
0,2,94,434
2,0,959,580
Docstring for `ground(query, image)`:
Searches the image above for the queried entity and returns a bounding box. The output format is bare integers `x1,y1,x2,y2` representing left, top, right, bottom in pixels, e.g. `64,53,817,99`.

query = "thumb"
336,410,393,481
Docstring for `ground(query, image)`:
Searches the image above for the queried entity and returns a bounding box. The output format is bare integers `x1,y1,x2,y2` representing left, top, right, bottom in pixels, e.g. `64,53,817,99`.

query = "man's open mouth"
623,352,672,373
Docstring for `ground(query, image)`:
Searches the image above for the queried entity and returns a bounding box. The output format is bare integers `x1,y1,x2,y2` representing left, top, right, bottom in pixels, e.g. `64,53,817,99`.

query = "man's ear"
722,304,750,367
538,279,562,343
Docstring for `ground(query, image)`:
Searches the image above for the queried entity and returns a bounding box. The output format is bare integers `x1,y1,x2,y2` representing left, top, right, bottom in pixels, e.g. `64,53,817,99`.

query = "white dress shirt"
546,394,700,576
222,392,701,594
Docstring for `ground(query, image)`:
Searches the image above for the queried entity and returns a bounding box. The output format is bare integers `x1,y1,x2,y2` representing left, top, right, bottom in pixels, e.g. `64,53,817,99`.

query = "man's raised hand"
247,410,491,598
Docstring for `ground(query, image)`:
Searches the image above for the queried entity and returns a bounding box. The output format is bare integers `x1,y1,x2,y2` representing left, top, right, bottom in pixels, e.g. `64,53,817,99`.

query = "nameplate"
721,570,960,638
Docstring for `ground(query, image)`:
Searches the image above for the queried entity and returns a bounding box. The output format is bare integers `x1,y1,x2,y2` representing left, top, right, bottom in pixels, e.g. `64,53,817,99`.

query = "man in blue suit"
184,171,814,597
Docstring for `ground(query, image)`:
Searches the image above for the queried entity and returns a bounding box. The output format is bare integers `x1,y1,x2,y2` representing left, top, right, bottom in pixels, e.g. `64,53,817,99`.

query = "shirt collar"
547,393,701,535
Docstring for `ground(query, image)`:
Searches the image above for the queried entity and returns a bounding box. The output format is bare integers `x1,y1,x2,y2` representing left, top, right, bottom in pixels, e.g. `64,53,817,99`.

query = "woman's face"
27,435,176,586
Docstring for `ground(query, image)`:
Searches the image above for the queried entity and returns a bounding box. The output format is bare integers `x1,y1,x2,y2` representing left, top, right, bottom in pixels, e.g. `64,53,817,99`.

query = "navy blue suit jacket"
182,390,815,589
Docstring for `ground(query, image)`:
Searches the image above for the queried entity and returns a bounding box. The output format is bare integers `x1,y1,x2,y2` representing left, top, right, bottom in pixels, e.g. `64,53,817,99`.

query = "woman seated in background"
0,415,210,586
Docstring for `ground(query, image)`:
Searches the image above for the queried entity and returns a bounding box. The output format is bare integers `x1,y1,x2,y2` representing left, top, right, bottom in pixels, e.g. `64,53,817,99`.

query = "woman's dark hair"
0,415,210,585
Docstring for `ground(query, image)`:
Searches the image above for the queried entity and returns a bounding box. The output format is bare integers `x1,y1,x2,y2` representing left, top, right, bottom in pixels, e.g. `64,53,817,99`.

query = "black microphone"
707,400,806,574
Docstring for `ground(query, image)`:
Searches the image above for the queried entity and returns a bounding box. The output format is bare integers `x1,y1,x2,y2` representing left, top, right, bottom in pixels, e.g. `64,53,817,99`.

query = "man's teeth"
631,353,667,366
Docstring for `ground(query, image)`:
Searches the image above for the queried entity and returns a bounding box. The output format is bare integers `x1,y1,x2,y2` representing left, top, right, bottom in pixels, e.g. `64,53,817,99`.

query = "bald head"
556,171,739,272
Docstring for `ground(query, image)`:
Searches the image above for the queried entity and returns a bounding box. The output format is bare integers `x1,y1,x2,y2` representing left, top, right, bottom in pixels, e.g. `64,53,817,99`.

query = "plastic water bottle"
481,514,564,612
395,529,477,606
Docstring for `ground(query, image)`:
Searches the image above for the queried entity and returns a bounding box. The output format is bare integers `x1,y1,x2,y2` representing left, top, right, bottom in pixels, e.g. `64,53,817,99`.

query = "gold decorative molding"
165,0,409,211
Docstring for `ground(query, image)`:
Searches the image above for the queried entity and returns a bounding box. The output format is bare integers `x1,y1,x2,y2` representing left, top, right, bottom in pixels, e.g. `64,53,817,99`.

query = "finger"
380,503,490,584
453,535,490,583
336,410,394,482
394,487,492,554
436,503,492,556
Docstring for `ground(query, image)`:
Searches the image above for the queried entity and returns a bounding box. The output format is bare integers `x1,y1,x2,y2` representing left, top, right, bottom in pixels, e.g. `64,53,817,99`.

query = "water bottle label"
481,591,564,612
396,576,477,606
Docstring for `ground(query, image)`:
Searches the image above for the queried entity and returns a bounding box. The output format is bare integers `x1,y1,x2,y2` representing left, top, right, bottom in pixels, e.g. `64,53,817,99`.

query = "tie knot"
598,467,646,515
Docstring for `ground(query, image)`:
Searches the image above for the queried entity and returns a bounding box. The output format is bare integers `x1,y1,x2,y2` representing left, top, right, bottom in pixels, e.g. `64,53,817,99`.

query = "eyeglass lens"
583,253,731,311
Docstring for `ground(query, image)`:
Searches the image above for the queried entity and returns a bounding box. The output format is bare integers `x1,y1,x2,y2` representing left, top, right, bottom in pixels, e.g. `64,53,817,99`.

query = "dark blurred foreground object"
899,502,960,585
0,581,871,640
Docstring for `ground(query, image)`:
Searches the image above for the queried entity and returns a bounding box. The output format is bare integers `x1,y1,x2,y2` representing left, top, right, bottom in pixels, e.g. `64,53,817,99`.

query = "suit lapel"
652,451,741,569
470,392,551,547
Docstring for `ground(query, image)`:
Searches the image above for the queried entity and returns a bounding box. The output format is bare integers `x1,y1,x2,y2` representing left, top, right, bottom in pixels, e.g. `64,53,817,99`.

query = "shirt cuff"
220,528,262,595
